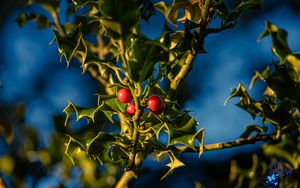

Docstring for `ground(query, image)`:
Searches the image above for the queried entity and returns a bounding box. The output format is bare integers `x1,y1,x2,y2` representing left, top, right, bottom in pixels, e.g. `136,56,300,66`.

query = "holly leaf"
52,27,79,66
128,39,169,82
86,132,117,163
155,0,191,25
156,150,185,180
99,0,139,40
15,13,50,28
63,100,107,126
140,1,155,22
266,65,300,103
229,0,263,21
65,135,86,165
224,84,251,106
285,54,300,83
28,0,59,15
212,0,228,20
249,66,271,89
257,21,291,61
0,121,14,144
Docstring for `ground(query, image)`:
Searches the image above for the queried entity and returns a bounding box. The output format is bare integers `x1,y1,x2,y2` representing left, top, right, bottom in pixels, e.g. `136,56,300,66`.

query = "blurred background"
0,0,300,187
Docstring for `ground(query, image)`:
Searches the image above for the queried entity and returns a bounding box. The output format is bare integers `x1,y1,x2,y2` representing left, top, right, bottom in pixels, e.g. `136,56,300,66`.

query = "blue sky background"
0,1,300,187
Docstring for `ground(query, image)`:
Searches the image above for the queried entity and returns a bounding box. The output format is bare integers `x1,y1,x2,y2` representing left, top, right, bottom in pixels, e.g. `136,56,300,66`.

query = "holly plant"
15,0,300,187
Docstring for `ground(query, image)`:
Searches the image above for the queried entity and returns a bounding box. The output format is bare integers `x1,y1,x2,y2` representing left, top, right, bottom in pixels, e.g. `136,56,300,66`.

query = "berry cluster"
117,88,165,116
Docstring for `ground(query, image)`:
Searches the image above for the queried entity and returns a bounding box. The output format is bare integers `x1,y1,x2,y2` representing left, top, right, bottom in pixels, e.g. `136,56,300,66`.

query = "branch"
204,132,278,151
167,51,196,100
175,128,283,152
206,23,236,35
115,170,137,188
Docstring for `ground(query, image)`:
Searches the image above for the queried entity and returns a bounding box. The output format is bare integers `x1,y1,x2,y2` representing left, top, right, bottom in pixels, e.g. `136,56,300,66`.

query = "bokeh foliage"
0,0,299,187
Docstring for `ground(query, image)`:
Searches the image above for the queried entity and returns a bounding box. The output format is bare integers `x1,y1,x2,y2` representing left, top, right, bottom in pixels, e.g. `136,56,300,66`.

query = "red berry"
117,88,133,103
147,95,162,111
151,102,165,115
126,102,136,116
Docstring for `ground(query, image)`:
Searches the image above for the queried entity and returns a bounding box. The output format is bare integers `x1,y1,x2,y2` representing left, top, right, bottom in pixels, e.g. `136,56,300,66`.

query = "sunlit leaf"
63,100,107,126
285,54,300,83
156,150,185,180
258,21,291,60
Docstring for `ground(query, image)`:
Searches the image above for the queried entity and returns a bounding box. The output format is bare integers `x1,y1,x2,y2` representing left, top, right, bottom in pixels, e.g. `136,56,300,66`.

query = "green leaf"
197,128,204,158
71,0,98,8
128,39,169,82
168,114,199,148
266,65,300,103
249,66,271,89
99,0,139,40
225,84,263,118
229,0,263,21
257,21,291,60
224,84,251,106
155,0,192,25
15,13,50,28
86,132,117,163
65,135,86,164
212,0,228,19
28,0,59,14
140,1,155,22
285,54,300,83
156,150,185,180
263,100,295,126
0,121,13,144
104,97,127,113
63,100,106,126
52,27,78,65
263,145,298,169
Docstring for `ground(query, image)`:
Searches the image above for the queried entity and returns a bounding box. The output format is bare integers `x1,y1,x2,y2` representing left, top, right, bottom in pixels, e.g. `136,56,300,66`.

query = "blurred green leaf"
15,13,50,28
0,121,13,144
285,54,300,83
140,1,155,22
28,0,59,15
229,0,263,21
212,0,228,19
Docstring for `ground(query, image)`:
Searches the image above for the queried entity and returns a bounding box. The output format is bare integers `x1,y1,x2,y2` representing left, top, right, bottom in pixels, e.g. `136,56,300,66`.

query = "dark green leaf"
229,0,263,21
86,132,117,163
128,39,169,82
140,1,155,22
16,13,50,28
213,0,228,19
63,100,107,126
257,21,291,60
285,54,300,83
28,0,59,15
0,121,13,144
99,0,139,40
65,135,86,164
